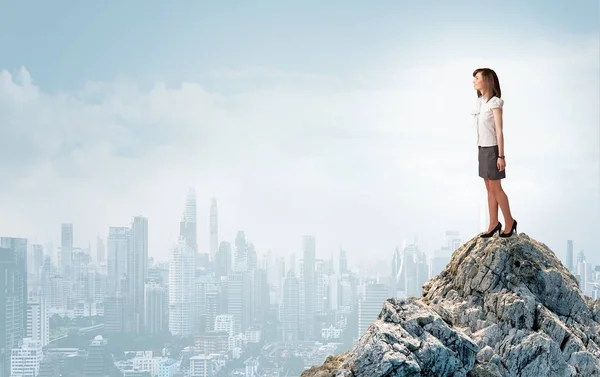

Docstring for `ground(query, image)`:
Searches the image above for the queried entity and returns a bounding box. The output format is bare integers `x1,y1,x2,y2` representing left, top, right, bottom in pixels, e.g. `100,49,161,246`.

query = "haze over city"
1,1,598,266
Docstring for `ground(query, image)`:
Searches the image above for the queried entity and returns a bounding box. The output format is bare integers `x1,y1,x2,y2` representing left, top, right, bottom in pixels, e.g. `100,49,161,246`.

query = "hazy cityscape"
1,186,599,376
1,1,599,377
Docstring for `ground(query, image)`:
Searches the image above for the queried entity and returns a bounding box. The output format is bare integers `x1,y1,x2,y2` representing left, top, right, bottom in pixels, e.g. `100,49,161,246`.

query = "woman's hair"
473,68,501,100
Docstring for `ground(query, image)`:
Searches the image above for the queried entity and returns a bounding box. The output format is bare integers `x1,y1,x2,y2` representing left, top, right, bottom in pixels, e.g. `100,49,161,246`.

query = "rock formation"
301,233,600,377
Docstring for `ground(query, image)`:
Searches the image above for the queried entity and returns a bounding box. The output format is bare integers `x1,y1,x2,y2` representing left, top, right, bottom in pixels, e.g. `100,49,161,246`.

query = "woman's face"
473,72,484,92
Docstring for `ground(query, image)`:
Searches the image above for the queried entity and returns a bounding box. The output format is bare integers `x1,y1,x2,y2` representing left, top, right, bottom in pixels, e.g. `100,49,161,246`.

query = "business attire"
472,95,505,180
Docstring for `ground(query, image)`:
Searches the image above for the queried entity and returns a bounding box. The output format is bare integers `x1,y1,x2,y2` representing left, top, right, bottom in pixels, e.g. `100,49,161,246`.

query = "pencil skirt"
478,145,506,180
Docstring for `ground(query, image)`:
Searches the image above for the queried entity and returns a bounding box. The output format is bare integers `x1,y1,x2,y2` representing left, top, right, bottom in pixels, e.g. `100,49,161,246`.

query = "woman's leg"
488,179,514,231
484,179,500,232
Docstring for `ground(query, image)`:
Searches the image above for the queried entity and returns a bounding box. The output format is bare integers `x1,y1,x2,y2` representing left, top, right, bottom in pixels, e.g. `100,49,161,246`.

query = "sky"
0,1,599,270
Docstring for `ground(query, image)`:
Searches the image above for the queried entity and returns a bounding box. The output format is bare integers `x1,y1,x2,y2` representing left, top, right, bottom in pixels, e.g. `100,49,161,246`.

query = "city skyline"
1,1,599,267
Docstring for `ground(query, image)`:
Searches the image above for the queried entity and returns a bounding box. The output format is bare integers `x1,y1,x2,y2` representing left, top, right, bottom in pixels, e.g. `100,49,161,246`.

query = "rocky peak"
301,233,600,377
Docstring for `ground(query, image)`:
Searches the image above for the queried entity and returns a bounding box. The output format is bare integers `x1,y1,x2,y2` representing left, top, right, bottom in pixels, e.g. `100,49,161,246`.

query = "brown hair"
473,68,501,101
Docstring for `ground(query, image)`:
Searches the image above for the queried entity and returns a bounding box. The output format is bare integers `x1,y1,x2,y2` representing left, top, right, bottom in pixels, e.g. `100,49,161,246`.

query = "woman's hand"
497,157,506,171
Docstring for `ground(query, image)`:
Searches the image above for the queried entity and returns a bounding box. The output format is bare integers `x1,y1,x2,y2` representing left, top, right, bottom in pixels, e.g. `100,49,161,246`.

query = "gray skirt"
478,145,505,180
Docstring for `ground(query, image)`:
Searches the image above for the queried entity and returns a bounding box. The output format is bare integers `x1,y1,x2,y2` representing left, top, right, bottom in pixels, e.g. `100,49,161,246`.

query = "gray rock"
301,233,600,377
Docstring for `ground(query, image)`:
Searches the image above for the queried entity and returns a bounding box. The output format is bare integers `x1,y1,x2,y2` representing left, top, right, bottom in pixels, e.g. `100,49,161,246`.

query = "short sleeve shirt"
472,96,504,147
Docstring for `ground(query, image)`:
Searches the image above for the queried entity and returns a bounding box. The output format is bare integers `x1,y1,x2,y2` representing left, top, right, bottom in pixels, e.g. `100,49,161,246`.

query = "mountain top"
301,233,600,377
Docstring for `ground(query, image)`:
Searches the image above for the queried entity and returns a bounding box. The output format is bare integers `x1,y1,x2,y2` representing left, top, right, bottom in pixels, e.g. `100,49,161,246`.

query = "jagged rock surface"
301,233,600,377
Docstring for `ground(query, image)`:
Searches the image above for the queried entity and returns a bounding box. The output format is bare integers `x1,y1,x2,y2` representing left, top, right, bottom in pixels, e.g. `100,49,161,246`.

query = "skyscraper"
0,237,28,376
60,223,73,274
302,235,316,340
169,237,195,337
107,227,130,295
180,188,198,255
96,235,106,264
128,216,148,334
234,231,248,272
215,242,232,279
209,197,218,263
280,270,300,341
358,283,389,338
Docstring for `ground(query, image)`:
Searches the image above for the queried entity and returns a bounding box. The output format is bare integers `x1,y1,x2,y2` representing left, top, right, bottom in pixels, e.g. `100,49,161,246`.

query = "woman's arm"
492,108,504,156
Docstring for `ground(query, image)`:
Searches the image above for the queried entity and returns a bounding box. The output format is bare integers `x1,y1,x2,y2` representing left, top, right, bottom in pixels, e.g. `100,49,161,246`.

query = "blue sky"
0,1,599,270
1,1,598,91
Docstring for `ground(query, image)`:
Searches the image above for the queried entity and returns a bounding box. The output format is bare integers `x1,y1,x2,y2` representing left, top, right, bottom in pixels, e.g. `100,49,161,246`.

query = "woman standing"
472,68,517,238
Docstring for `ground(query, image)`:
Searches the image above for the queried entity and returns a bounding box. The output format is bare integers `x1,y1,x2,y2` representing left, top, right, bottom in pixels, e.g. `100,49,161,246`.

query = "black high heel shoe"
480,222,502,238
500,219,518,238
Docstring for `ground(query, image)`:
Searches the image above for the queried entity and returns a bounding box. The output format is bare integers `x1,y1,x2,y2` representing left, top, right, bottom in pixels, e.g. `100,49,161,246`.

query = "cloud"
0,33,598,265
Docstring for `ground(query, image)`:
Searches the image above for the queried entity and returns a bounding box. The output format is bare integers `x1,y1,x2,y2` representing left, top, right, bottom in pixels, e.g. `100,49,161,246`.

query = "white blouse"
472,96,504,147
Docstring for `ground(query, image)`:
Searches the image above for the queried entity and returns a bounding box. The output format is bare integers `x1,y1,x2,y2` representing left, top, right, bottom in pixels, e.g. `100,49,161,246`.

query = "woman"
472,68,517,238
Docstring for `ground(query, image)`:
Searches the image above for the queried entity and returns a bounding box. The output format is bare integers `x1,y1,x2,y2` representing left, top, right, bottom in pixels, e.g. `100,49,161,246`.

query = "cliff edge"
301,233,600,377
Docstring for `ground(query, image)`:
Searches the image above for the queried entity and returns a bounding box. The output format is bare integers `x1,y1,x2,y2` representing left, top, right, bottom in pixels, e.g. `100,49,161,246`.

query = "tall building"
107,227,130,295
10,339,43,377
96,235,106,264
180,188,198,255
144,282,167,335
315,260,325,315
339,248,348,275
358,283,388,338
0,237,28,377
566,240,574,273
128,216,148,334
209,198,218,264
27,299,49,347
234,231,248,272
279,270,300,341
302,235,316,340
169,238,195,337
215,242,232,280
104,295,125,333
28,244,44,297
60,223,73,274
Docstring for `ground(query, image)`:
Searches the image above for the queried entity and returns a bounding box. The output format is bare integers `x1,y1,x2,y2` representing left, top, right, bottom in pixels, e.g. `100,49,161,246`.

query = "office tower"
280,270,300,341
403,243,426,298
60,223,73,274
209,197,218,263
315,260,325,315
11,339,43,377
234,231,248,272
339,248,348,275
107,227,130,295
27,299,49,347
193,274,217,335
128,216,148,333
96,235,106,264
215,242,232,280
144,282,168,335
302,235,316,340
358,283,388,338
0,237,28,377
246,243,257,270
249,268,269,324
205,290,219,332
104,295,125,333
28,244,44,297
226,272,246,334
566,240,574,273
169,238,195,337
180,188,198,254
328,273,338,311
